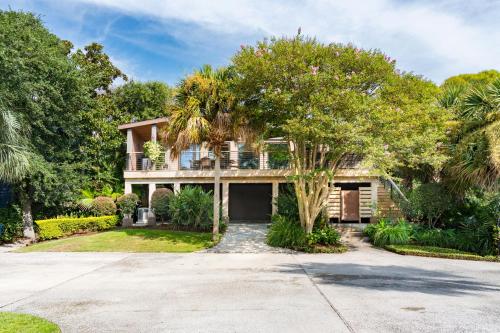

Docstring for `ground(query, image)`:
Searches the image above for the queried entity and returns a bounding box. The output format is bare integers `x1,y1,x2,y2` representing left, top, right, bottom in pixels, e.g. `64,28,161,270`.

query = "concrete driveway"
1,247,499,332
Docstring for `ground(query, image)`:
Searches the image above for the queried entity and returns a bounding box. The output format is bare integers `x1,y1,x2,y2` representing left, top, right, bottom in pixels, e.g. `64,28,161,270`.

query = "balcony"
125,150,290,172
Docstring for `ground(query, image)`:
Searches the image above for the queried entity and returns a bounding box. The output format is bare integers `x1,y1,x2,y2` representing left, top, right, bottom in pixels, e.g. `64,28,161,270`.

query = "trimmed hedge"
36,215,119,240
385,244,499,262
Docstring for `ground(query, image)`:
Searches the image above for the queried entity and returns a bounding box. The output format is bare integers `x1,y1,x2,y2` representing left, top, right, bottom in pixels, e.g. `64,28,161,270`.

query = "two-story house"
119,118,400,223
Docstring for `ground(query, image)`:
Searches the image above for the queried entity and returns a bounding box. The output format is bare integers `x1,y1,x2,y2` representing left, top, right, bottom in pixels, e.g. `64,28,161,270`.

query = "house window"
238,143,259,169
180,144,201,170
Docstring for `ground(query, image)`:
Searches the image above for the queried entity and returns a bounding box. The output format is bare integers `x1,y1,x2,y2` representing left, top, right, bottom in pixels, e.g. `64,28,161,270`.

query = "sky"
2,0,499,85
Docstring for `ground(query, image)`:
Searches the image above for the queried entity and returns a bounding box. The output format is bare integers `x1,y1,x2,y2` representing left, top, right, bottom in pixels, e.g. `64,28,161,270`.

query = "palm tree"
440,79,500,191
163,65,245,239
0,108,30,183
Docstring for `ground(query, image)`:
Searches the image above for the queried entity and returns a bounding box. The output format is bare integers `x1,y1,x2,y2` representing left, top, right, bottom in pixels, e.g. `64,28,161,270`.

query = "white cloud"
65,0,500,82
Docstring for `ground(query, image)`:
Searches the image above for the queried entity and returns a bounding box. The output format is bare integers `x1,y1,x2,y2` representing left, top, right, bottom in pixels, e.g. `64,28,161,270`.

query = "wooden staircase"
377,178,404,219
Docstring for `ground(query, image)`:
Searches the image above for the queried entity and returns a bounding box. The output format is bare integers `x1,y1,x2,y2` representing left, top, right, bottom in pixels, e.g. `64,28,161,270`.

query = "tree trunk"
20,194,35,239
212,156,221,240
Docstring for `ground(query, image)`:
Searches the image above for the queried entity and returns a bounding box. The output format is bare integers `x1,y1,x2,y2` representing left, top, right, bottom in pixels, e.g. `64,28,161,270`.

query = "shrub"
151,188,173,221
307,225,341,246
385,245,499,262
412,227,458,248
91,196,117,216
266,214,307,249
168,186,213,231
453,191,500,256
367,218,413,247
36,215,119,240
275,185,299,220
401,183,453,227
0,206,22,243
116,193,139,216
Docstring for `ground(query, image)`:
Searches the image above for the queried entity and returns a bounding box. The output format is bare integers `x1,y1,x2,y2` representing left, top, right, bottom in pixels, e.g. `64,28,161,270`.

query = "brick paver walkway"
206,223,293,253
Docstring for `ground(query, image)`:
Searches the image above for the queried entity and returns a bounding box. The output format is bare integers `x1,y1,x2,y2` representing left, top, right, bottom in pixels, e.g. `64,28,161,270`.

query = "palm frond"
0,109,31,183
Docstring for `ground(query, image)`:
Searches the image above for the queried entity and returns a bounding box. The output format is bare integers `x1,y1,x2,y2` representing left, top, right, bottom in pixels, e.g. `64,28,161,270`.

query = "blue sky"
3,0,499,85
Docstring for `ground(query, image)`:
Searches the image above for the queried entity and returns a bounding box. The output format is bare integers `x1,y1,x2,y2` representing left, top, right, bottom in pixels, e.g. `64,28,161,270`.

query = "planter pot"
141,158,151,170
122,215,133,227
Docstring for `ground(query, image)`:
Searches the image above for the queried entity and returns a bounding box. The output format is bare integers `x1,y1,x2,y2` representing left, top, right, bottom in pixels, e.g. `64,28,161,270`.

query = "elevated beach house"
119,118,401,223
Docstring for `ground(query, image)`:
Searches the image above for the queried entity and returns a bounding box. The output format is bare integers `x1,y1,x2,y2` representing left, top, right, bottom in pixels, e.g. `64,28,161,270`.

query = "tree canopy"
442,70,500,89
79,81,173,191
232,35,448,232
0,11,175,219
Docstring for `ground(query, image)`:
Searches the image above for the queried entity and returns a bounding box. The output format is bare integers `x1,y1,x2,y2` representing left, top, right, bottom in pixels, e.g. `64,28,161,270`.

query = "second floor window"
179,144,200,170
238,143,259,169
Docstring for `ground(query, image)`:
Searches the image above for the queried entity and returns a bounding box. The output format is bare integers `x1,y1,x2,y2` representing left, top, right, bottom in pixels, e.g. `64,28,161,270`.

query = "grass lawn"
0,312,60,333
385,244,499,262
17,229,214,253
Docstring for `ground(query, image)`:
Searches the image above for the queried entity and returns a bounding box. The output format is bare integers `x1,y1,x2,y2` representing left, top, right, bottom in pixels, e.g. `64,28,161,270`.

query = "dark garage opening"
229,183,272,222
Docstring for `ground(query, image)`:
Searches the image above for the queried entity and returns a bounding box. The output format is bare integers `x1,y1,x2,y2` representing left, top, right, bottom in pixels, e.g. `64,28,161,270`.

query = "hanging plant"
143,141,163,164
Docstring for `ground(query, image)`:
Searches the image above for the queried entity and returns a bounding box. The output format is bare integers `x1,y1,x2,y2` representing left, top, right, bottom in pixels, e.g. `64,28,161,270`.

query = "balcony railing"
126,152,168,171
125,151,290,171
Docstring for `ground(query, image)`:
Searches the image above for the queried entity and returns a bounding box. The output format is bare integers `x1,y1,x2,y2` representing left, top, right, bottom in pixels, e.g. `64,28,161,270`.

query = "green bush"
401,183,453,227
412,227,458,248
275,185,299,220
452,191,499,256
168,186,213,231
307,225,341,246
36,215,119,240
266,214,307,249
151,188,173,221
385,245,499,262
116,193,139,216
0,206,22,243
91,196,117,216
366,218,413,247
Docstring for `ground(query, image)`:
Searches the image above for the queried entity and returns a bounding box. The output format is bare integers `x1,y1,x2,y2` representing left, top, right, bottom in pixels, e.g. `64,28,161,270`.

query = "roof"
118,117,169,131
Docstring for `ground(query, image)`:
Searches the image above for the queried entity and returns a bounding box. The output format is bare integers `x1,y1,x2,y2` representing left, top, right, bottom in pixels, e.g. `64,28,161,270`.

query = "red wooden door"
341,190,359,221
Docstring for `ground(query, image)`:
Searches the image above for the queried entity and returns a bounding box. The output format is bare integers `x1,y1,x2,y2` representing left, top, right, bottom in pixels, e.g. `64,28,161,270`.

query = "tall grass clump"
266,214,306,249
366,218,413,247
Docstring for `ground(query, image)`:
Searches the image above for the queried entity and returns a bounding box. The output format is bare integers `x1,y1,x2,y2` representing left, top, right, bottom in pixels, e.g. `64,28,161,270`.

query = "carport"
229,183,272,222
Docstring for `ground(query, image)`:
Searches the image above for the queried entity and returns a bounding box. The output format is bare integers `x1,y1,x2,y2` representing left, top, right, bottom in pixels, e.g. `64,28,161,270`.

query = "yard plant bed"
385,244,499,262
0,312,60,333
304,244,348,253
17,229,214,253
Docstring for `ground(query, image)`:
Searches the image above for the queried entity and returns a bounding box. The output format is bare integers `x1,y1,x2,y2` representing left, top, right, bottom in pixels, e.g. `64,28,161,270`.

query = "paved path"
1,244,499,332
206,223,293,253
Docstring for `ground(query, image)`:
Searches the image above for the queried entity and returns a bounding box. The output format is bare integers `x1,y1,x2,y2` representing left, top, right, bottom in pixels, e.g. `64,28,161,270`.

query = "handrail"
379,176,408,202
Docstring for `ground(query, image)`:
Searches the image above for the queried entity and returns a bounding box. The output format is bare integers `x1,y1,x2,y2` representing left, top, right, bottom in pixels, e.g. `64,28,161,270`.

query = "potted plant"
143,141,163,170
117,193,139,226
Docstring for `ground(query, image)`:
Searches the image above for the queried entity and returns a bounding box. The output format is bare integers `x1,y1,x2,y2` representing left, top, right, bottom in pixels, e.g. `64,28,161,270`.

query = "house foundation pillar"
173,182,181,193
148,183,156,208
148,183,157,226
222,182,229,221
124,182,132,194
